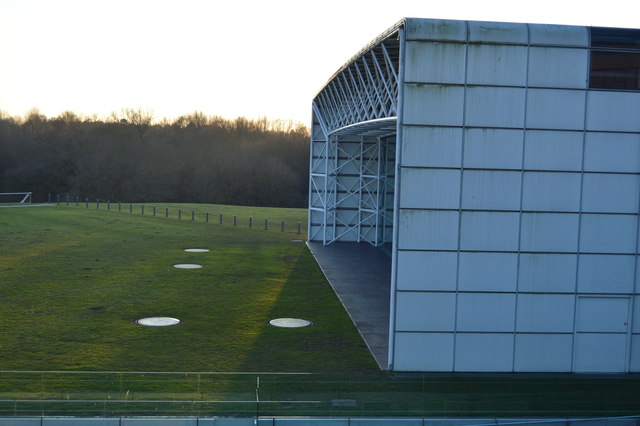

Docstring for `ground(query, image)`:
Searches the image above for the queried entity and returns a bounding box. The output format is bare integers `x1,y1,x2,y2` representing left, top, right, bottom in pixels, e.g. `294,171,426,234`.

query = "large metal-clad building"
308,18,640,372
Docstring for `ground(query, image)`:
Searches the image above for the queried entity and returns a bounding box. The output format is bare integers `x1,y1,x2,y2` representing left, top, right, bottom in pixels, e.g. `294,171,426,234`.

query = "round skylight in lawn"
173,263,203,269
136,317,181,327
269,318,312,328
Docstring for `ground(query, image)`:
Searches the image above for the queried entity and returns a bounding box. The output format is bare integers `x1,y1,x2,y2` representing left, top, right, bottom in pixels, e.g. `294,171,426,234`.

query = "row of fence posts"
50,194,301,234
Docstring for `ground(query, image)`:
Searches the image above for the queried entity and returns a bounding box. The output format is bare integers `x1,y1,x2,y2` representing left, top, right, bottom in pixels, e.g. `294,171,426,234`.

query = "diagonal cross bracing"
312,36,399,134
309,32,399,247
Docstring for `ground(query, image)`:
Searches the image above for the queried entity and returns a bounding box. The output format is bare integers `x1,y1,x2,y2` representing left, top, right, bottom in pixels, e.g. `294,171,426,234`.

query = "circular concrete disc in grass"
173,263,203,269
136,317,181,327
269,318,313,328
184,248,210,253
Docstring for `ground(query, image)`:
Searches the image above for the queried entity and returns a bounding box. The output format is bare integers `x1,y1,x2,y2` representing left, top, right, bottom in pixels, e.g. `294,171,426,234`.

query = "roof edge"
313,18,405,100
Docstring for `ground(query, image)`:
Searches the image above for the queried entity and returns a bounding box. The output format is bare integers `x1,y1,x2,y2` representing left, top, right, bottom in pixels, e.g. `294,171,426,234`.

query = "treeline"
0,109,310,207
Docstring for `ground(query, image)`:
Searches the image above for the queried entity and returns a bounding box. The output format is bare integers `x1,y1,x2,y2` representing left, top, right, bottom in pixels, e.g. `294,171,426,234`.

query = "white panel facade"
401,127,462,168
527,47,588,88
390,18,640,373
523,131,583,171
311,17,640,373
463,129,523,170
514,334,573,372
396,251,457,291
454,334,514,372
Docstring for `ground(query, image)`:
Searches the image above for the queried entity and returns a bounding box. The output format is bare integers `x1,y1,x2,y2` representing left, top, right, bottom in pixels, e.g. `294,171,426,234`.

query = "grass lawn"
1,204,639,418
0,204,375,372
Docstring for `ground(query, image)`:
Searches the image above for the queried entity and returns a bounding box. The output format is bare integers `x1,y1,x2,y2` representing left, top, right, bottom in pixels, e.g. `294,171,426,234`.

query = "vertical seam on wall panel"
512,24,531,372
629,140,640,373
388,25,406,370
571,29,591,372
452,21,470,372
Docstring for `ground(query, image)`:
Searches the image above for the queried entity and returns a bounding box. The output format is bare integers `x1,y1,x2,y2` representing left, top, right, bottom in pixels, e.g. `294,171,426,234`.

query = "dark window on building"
589,27,640,90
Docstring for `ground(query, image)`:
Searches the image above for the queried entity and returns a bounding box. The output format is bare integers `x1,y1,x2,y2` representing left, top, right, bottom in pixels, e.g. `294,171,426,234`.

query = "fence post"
118,201,122,212
48,193,51,203
85,198,89,208
141,205,145,215
297,222,301,234
75,196,79,207
129,204,133,213
108,200,110,211
219,214,223,224
56,194,60,205
281,220,285,232
249,216,253,228
165,207,169,218
66,194,69,206
264,219,268,230
178,209,181,220
206,212,209,223
192,210,195,221
153,206,156,216
233,215,237,226
96,199,99,209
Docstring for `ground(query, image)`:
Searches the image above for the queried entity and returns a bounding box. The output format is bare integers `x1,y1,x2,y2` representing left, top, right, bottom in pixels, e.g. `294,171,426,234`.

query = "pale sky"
1,0,638,124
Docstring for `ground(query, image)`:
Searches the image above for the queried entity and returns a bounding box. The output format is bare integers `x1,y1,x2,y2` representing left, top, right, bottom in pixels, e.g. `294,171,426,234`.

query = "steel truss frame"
309,33,399,246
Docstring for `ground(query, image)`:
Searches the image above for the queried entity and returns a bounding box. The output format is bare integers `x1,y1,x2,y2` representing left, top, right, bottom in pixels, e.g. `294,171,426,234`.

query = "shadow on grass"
239,243,379,374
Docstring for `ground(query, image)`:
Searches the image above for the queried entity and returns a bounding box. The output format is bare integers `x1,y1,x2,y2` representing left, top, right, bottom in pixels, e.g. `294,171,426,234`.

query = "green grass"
0,204,375,372
1,204,639,418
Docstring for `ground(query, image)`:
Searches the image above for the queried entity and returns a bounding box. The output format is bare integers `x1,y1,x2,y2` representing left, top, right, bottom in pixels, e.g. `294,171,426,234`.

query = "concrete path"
307,241,391,370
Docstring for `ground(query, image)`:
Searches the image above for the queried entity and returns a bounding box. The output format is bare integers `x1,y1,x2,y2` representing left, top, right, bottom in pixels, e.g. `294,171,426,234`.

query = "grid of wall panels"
392,19,640,373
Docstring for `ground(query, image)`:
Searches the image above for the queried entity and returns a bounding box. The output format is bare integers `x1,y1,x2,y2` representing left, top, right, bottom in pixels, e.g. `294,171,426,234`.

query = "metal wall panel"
518,254,578,293
459,212,520,251
454,333,514,372
584,132,640,173
586,91,640,132
403,84,465,126
577,254,636,294
515,294,575,332
526,89,586,130
401,126,463,168
400,168,461,209
461,170,521,210
520,213,580,253
404,18,467,41
514,334,573,372
396,292,456,331
631,335,640,372
634,296,640,331
528,47,588,89
579,214,638,253
523,130,583,171
467,21,528,44
456,293,516,332
464,87,526,128
398,210,459,250
574,334,628,372
582,174,640,213
577,296,630,332
393,332,454,371
522,172,581,212
467,45,527,86
404,41,466,84
458,252,518,292
463,128,524,170
396,251,458,291
528,24,589,47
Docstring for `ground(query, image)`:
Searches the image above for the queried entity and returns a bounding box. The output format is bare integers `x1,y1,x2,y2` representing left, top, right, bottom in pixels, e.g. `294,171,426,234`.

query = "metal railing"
0,371,638,418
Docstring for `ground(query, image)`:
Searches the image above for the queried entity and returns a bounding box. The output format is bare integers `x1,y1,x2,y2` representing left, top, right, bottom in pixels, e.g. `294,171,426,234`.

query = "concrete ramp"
307,242,391,370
